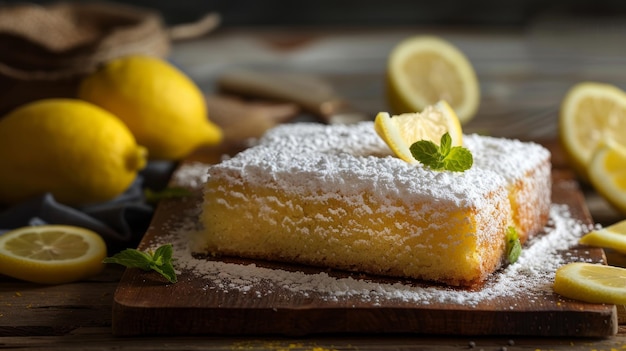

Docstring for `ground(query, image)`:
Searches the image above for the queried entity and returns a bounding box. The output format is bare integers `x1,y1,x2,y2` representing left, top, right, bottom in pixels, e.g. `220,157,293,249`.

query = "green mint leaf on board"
144,187,193,204
151,262,177,284
152,244,173,267
409,132,473,172
103,244,177,283
505,226,522,264
102,249,154,270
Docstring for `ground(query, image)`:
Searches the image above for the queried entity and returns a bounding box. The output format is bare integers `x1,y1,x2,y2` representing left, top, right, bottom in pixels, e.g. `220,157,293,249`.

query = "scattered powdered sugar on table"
155,202,598,307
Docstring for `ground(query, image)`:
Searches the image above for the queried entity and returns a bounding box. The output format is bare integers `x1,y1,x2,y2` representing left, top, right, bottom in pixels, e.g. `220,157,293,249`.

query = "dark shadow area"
3,0,626,27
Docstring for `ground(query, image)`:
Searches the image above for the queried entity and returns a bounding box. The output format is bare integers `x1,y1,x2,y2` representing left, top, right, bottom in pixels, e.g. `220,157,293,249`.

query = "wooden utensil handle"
216,69,340,116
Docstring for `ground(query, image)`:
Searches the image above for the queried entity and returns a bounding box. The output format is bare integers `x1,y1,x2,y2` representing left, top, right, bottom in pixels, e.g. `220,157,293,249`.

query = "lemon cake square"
197,122,551,287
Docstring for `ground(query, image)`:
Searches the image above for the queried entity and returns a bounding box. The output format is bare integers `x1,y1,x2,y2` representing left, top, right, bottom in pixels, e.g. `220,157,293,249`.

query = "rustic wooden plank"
0,266,123,336
110,144,616,337
1,327,625,351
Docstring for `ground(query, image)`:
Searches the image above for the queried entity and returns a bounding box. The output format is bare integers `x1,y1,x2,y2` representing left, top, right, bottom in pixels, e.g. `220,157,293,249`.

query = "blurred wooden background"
3,0,626,27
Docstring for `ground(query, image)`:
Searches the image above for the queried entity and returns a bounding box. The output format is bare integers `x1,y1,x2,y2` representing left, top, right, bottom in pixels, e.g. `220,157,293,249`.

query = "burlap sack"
0,1,218,115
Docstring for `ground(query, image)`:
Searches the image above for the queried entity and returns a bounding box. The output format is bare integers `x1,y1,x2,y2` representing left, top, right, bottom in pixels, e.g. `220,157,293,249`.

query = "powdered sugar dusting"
198,123,551,284
154,202,598,307
172,162,210,188
154,123,587,307
208,122,549,210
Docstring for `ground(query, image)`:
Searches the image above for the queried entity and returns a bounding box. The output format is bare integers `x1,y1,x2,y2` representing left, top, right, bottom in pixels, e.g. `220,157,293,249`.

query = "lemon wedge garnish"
559,82,626,181
554,262,626,305
580,219,626,254
0,225,107,284
374,100,463,163
386,35,480,124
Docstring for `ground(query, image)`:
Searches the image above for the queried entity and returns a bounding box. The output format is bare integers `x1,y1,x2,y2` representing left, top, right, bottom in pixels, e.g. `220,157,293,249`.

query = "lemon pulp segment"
387,35,480,124
374,100,462,163
559,82,626,180
0,225,107,284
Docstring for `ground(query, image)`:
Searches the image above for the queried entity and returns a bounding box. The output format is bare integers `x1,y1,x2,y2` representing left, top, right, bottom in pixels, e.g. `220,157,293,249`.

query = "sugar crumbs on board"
154,200,598,307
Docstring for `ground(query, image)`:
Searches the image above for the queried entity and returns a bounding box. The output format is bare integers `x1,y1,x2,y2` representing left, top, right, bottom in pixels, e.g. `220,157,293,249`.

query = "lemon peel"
79,55,222,160
0,98,147,205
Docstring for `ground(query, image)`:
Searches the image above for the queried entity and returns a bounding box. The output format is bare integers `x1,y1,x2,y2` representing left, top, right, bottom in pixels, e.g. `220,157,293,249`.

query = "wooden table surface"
2,20,626,350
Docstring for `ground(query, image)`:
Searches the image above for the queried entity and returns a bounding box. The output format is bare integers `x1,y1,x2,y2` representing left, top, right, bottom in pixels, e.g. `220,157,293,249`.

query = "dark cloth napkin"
0,161,176,250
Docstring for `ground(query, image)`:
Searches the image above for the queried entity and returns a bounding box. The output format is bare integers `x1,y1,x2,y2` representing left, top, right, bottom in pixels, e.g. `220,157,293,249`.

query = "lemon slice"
386,35,480,124
0,225,107,284
559,82,626,180
580,219,626,254
375,100,463,163
587,144,626,215
553,262,626,305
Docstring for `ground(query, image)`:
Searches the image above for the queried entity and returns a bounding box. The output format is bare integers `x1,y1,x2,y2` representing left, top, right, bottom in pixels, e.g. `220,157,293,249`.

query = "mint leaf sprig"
103,244,177,283
409,132,473,172
505,226,522,264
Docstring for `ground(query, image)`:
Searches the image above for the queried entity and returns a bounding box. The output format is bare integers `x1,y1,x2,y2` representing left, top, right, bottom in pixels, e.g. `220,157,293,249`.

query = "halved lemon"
579,219,626,254
587,144,626,215
374,100,463,163
0,225,107,284
559,82,626,180
386,35,480,124
553,262,626,305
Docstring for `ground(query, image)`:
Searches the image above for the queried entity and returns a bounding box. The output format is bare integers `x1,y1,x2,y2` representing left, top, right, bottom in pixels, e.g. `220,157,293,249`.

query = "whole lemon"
0,99,147,206
78,55,222,160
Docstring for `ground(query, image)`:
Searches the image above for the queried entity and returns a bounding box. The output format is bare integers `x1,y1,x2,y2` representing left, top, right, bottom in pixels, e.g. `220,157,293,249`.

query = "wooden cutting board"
111,145,617,337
